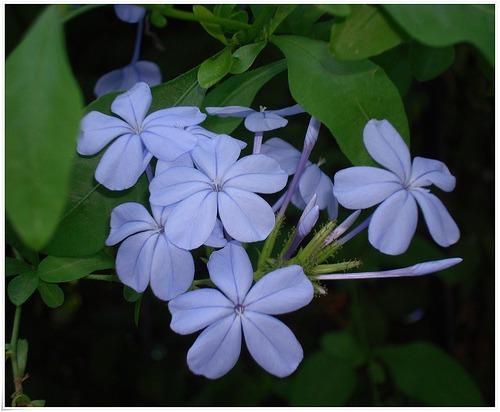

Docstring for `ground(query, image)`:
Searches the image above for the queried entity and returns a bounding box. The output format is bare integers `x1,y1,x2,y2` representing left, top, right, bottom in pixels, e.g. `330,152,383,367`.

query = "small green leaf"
123,285,141,302
317,4,352,17
29,400,46,407
213,4,236,19
16,339,28,377
37,281,65,308
8,271,39,305
383,4,494,66
230,41,266,74
134,295,142,326
198,47,233,89
329,5,404,60
202,59,287,134
6,6,84,250
291,351,356,406
321,330,366,366
268,5,299,35
37,251,114,283
150,11,167,28
409,42,455,82
368,359,386,384
5,257,33,277
272,35,409,166
193,5,228,45
376,341,485,406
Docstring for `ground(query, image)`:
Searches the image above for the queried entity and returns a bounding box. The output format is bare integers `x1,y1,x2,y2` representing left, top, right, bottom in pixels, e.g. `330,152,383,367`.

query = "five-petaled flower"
149,134,287,250
77,82,206,190
169,241,314,379
333,119,460,255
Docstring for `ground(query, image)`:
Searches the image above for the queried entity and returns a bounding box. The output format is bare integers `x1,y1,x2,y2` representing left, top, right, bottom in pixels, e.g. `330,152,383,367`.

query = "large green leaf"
201,59,287,134
409,42,455,82
43,69,205,257
198,47,233,88
376,341,485,406
6,6,84,250
383,5,494,66
37,251,115,283
291,351,356,406
8,271,39,306
37,281,65,308
321,330,366,367
272,35,409,166
329,5,405,60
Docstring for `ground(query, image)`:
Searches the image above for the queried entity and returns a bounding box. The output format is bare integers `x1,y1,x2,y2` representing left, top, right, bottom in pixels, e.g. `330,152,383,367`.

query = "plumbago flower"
261,137,338,219
333,119,460,255
169,241,314,379
149,134,288,249
77,82,205,190
105,202,226,301
114,4,146,23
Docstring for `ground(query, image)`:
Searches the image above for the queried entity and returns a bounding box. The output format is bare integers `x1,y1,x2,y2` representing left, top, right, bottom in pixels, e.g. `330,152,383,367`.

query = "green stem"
61,4,103,23
148,5,251,30
10,305,23,395
84,274,120,282
193,278,215,287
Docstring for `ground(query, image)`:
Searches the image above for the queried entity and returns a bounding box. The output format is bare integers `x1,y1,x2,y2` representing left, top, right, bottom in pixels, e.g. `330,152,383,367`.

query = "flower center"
154,225,164,234
211,179,223,192
234,304,245,316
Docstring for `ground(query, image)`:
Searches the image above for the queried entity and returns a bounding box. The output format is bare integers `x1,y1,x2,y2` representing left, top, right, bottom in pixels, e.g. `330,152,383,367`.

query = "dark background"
5,5,494,406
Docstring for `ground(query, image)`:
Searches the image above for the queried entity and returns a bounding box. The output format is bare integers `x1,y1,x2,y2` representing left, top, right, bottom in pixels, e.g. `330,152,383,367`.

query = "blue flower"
205,104,304,132
105,202,195,301
149,134,288,249
333,119,460,255
77,82,206,190
261,137,338,219
114,5,146,23
169,241,314,378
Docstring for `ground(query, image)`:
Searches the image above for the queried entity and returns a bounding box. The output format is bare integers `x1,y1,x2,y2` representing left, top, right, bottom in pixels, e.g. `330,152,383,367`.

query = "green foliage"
6,6,84,250
8,271,39,305
198,47,233,88
318,4,352,17
383,5,494,66
193,5,229,45
16,339,29,377
321,330,367,367
6,257,33,276
409,43,455,82
329,5,404,60
37,281,65,308
37,251,114,283
201,59,287,134
272,35,409,166
376,341,485,406
371,45,413,97
123,285,142,302
230,41,266,74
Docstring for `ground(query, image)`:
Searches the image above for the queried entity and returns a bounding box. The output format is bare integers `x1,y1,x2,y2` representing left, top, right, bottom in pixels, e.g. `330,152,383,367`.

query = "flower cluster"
77,81,461,379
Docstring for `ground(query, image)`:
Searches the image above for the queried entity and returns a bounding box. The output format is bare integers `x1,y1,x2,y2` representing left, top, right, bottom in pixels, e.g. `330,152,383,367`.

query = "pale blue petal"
333,166,402,209
94,67,125,97
114,4,146,23
169,289,234,334
291,191,307,210
155,153,194,175
242,312,303,378
111,82,151,130
244,265,313,314
77,111,131,155
363,119,412,182
132,61,162,88
271,104,305,117
298,205,319,238
205,106,255,118
149,166,212,206
204,219,227,248
150,204,173,227
222,154,287,193
95,134,152,190
187,126,248,149
260,137,301,175
106,202,156,245
326,192,338,220
411,189,460,247
164,190,218,250
218,187,276,242
244,112,288,132
143,106,206,128
207,241,253,305
192,134,241,180
115,231,154,293
369,190,418,255
409,156,456,192
187,314,242,379
298,164,334,210
149,237,195,301
409,258,462,276
140,127,198,161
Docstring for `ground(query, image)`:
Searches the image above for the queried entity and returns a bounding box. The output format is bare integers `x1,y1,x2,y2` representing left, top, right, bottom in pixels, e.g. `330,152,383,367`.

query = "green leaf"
291,351,356,406
6,220,40,265
134,295,142,326
37,281,65,308
149,11,167,29
321,330,366,367
37,251,114,283
409,42,455,82
272,35,409,166
371,45,413,97
123,285,141,302
8,271,39,305
317,4,352,17
230,41,267,74
275,5,325,36
193,5,228,45
29,400,46,407
198,47,233,88
268,5,299,35
6,6,84,250
201,59,287,134
368,359,386,384
376,341,485,406
43,68,204,257
213,4,236,19
383,5,494,66
6,257,33,276
329,5,404,60
16,339,28,377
